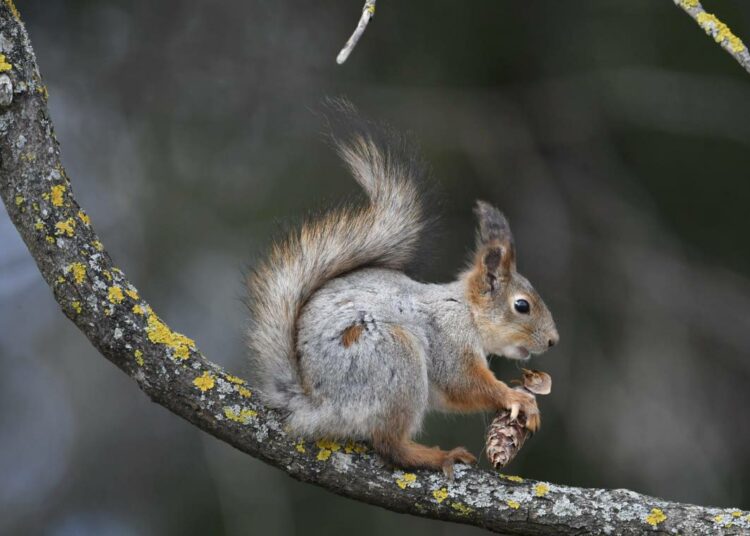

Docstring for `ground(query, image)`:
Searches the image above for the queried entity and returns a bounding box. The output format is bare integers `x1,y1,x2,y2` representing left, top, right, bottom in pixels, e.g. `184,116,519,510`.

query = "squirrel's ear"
473,201,516,285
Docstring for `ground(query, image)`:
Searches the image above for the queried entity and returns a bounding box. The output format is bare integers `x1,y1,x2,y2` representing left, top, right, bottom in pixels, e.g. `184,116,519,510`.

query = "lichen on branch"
673,0,750,75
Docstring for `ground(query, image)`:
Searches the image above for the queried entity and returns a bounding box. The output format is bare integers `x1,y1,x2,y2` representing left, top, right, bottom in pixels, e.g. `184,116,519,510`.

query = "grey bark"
0,3,748,534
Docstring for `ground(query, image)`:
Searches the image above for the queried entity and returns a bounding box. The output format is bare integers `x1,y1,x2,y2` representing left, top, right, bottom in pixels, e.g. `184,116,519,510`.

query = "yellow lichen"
395,473,417,490
34,220,44,231
145,314,195,360
14,195,24,206
54,218,76,237
316,439,340,450
67,262,86,284
506,499,520,510
77,210,90,225
731,511,742,518
0,54,12,73
646,508,667,527
223,406,257,424
680,0,699,8
696,12,746,53
225,374,246,385
713,514,723,523
344,441,367,454
71,301,82,314
451,502,473,515
92,240,104,251
134,349,144,366
193,371,215,392
237,386,252,398
50,185,65,207
295,441,306,453
500,474,524,483
5,0,20,21
107,286,124,304
45,236,55,244
534,483,550,497
315,439,341,459
433,488,449,504
37,84,48,101
132,304,145,315
125,288,139,300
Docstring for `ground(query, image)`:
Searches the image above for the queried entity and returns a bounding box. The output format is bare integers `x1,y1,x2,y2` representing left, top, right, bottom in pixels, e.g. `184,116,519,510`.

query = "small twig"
672,0,750,75
337,0,376,65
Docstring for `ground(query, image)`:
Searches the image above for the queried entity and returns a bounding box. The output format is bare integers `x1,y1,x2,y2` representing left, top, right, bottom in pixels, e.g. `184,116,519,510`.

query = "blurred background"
1,0,750,534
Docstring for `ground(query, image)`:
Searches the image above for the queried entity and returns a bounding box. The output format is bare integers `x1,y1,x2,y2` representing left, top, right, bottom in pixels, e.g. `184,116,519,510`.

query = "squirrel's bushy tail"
246,107,428,409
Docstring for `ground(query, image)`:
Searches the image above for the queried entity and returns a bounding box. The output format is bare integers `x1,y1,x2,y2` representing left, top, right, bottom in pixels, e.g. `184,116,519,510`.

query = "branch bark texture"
673,0,750,74
0,3,748,534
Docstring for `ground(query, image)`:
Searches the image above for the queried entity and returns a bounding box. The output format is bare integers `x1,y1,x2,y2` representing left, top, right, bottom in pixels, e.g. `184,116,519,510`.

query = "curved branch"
0,4,748,534
672,0,750,74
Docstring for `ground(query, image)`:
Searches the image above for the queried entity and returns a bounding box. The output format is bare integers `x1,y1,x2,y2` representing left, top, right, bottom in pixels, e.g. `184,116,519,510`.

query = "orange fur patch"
440,351,504,412
466,271,486,307
341,323,364,347
390,325,413,347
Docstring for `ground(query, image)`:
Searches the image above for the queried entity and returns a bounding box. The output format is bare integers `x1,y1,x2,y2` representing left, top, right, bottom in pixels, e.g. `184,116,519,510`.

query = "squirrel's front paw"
504,389,540,433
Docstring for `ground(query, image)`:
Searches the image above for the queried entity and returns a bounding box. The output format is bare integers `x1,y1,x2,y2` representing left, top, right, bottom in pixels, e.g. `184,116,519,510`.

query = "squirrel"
246,104,559,476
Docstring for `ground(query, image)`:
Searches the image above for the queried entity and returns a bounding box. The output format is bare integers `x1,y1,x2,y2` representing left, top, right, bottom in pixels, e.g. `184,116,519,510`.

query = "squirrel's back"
246,103,429,410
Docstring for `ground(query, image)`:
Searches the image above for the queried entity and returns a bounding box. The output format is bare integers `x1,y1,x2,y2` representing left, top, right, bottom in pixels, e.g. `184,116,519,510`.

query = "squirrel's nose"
547,329,559,348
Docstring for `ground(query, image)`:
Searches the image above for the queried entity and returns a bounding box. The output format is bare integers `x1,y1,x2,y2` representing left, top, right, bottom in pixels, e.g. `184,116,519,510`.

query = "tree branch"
0,3,748,534
337,0,376,64
672,0,750,75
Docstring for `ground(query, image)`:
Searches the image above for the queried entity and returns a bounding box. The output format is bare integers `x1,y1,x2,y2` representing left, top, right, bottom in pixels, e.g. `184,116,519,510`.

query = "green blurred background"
1,1,750,534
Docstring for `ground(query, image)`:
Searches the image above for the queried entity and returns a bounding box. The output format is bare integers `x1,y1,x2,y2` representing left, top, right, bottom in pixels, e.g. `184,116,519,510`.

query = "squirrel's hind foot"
441,446,477,480
373,432,477,480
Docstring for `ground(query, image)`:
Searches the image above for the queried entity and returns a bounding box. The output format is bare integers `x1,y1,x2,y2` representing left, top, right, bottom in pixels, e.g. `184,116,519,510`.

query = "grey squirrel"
246,103,559,476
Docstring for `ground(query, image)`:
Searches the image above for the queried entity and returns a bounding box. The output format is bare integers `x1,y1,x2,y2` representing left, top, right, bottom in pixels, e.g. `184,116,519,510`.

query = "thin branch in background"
672,0,750,75
337,0,376,65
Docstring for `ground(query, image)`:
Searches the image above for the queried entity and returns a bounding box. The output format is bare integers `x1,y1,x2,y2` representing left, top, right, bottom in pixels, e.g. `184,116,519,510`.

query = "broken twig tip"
336,0,376,65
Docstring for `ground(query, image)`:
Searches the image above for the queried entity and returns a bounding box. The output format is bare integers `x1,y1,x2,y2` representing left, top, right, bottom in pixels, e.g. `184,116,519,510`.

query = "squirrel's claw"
509,403,520,422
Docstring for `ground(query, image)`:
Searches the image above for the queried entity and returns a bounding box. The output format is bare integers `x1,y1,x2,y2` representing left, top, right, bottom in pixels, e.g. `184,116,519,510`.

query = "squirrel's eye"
514,299,530,314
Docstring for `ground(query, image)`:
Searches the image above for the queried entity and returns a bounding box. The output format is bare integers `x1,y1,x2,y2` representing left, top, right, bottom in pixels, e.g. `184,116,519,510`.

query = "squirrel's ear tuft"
473,200,516,279
474,201,514,246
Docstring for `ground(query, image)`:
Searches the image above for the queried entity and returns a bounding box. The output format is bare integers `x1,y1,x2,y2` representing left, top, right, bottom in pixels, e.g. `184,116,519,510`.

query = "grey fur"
292,269,477,439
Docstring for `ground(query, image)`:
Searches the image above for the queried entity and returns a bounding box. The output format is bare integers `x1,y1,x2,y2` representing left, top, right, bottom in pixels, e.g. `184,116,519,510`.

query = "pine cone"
486,409,530,469
485,369,552,470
